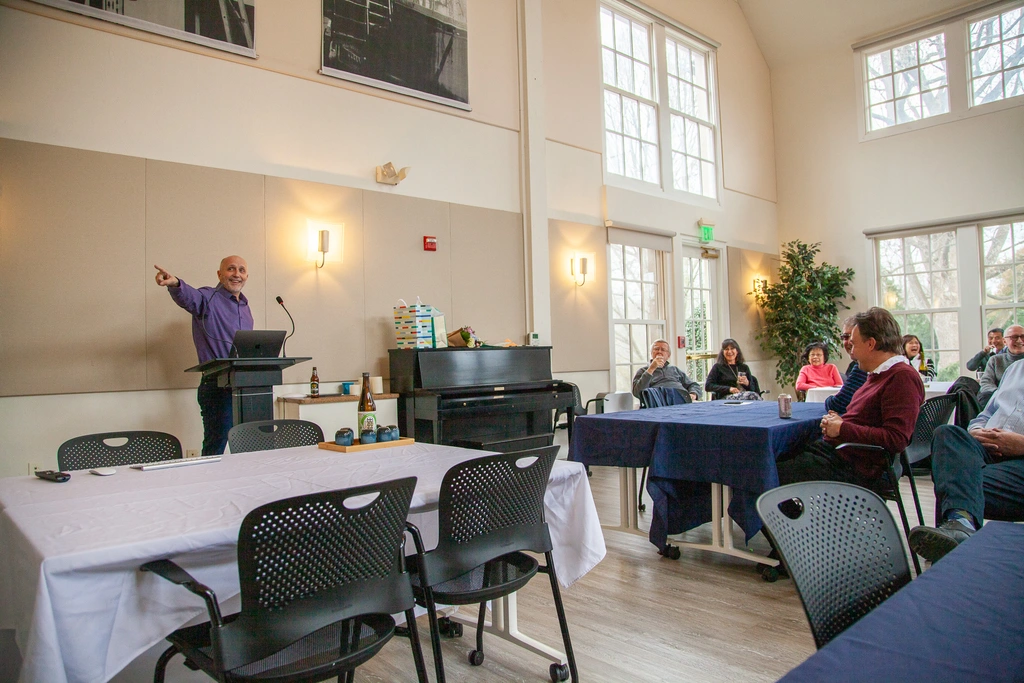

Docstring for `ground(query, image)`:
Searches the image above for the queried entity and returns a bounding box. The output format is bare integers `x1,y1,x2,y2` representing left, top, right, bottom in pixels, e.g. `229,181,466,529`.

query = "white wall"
771,46,1024,306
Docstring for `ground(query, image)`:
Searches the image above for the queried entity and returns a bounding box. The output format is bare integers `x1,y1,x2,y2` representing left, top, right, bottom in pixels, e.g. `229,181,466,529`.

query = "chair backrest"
57,431,181,471
947,375,980,398
218,477,418,671
757,482,911,649
426,446,557,586
641,386,692,409
602,391,635,413
905,394,958,464
226,419,324,454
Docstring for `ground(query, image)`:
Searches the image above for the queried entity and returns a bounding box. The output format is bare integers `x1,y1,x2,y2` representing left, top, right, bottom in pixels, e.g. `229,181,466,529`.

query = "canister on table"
778,394,792,419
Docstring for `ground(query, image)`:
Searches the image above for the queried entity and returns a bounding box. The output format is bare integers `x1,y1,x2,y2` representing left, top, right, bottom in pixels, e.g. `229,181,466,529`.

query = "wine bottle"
357,372,377,433
310,366,320,397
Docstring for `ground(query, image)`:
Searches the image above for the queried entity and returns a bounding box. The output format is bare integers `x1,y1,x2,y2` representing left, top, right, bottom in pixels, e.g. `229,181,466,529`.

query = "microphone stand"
276,296,296,358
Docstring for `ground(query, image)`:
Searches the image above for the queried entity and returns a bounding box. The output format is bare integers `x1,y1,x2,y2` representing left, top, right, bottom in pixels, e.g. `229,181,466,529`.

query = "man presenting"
909,358,1024,562
776,307,924,492
632,339,702,401
965,327,1005,373
977,324,1024,407
155,256,254,455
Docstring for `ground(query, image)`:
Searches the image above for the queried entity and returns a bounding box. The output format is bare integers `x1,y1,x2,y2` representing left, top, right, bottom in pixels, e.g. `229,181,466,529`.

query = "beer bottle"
358,372,377,433
310,366,320,398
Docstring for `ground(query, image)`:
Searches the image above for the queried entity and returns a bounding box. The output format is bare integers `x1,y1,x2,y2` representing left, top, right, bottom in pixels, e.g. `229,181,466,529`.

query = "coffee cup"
387,425,400,441
359,429,377,445
376,425,392,442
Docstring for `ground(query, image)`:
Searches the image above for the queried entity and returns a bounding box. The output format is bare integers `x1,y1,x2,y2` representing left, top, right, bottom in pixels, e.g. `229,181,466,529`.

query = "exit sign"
699,223,714,243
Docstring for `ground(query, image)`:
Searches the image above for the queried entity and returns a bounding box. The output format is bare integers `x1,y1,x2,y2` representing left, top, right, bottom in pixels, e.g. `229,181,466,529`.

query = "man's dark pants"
930,424,1024,525
198,377,233,455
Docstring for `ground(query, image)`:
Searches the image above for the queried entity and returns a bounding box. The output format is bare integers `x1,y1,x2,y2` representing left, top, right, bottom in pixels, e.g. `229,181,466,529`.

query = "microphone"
276,296,295,358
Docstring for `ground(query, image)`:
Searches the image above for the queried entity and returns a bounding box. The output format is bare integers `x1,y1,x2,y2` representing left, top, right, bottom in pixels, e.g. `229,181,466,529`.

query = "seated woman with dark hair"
903,334,936,381
705,338,761,400
795,341,843,392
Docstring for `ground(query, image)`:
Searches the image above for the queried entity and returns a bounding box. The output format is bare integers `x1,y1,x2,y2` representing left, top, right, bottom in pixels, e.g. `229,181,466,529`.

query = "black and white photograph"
322,0,469,109
31,0,256,57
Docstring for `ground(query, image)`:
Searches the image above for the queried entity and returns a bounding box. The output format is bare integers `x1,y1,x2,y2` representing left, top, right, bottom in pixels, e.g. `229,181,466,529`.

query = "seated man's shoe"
909,520,974,563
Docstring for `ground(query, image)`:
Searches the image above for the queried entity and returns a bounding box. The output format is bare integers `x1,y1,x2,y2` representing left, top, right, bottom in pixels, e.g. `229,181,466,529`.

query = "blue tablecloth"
779,521,1024,683
569,402,825,546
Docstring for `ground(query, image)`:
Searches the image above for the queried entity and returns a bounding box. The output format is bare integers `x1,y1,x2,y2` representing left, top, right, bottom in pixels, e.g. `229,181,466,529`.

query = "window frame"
600,0,722,207
855,3,1024,142
608,242,670,393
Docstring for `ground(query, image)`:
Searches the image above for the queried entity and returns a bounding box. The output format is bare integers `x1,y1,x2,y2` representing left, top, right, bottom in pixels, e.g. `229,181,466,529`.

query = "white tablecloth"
805,380,953,403
0,443,606,683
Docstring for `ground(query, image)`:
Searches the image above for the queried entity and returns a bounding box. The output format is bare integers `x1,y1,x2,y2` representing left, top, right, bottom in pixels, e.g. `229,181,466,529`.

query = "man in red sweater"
776,307,924,492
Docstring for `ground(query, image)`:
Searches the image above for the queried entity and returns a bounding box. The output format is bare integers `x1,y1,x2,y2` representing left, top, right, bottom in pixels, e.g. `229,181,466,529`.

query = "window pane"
932,271,958,307
895,70,920,97
624,246,640,279
983,224,1013,263
1005,7,1024,37
870,102,895,129
685,118,699,155
615,323,629,361
919,34,945,63
1017,264,1024,302
670,114,684,151
667,77,680,110
691,51,707,88
867,51,892,78
617,53,634,91
626,282,642,319
686,156,701,193
616,365,631,393
973,44,1002,76
1003,37,1024,69
701,161,716,198
896,94,922,123
693,87,709,121
635,62,652,99
602,48,617,86
1007,66,1024,97
921,61,947,90
666,41,678,75
985,265,1013,304
672,152,686,191
880,275,905,310
906,235,930,271
974,72,1004,103
606,132,623,175
933,312,958,348
611,279,625,318
642,143,659,183
648,325,664,351
600,8,615,48
906,272,931,309
699,124,714,161
624,137,641,179
604,91,622,132
934,349,960,381
610,244,623,278
643,284,658,318
893,42,918,69
639,103,657,142
632,24,649,63
970,16,1001,48
630,324,647,362
622,97,639,137
879,238,904,275
614,15,632,55
986,308,1014,331
869,76,894,104
931,231,957,269
922,87,950,116
906,313,930,340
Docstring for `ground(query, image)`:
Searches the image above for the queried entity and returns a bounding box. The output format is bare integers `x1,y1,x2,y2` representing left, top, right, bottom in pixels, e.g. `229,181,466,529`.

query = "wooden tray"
318,437,415,453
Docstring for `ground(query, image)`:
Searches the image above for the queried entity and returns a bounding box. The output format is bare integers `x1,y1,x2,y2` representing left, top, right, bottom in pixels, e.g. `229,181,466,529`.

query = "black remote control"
35,470,71,483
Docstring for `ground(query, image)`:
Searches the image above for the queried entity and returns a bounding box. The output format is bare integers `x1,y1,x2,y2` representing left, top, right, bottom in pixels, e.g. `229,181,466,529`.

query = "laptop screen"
230,330,287,358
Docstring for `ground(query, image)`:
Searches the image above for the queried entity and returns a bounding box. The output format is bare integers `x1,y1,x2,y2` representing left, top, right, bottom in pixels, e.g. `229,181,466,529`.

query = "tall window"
982,220,1024,329
600,2,718,199
610,243,666,392
680,253,714,386
865,33,949,131
969,4,1024,106
877,230,960,379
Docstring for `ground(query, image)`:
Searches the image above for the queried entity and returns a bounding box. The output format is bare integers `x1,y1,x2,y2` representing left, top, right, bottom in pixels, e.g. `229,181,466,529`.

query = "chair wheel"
469,650,485,666
638,502,646,512
757,563,779,582
438,617,463,638
550,662,570,682
658,544,680,560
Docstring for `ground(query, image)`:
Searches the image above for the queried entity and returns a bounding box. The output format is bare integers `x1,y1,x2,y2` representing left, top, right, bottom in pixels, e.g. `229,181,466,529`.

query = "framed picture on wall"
30,0,256,58
321,0,469,110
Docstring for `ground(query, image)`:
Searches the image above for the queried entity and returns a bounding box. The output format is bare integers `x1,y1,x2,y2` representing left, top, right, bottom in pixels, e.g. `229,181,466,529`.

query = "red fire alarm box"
677,335,686,348
423,236,437,251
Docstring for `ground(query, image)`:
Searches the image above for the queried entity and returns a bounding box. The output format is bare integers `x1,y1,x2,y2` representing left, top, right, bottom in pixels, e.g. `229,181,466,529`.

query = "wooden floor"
120,455,936,683
344,459,937,683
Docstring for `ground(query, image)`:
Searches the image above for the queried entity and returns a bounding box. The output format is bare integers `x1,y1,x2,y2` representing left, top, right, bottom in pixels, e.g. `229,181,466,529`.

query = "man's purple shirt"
168,280,254,363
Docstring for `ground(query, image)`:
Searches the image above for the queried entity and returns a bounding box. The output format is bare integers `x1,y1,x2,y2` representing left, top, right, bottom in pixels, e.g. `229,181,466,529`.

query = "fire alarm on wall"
423,236,437,251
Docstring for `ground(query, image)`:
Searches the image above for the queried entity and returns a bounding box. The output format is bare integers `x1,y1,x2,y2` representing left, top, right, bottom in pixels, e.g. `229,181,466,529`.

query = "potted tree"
753,241,855,393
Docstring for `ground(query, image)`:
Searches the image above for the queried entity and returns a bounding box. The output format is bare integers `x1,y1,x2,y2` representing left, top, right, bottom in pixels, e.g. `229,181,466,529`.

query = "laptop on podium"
230,330,287,358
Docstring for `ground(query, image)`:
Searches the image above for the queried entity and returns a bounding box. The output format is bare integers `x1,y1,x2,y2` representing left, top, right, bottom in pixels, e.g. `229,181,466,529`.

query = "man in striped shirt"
909,358,1024,562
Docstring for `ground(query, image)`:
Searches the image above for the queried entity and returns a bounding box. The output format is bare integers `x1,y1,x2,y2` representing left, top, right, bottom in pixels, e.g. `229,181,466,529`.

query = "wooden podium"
186,357,311,425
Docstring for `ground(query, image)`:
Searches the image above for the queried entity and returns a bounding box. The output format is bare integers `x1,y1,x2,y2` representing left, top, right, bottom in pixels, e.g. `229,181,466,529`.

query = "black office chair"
141,477,428,683
406,446,577,683
833,442,922,574
905,393,958,476
226,419,324,453
57,431,182,471
757,482,911,649
554,382,603,432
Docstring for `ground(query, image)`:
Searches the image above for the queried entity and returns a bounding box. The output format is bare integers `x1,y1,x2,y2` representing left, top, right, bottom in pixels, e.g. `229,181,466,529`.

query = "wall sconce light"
753,277,768,294
883,289,899,309
375,162,410,185
570,255,589,287
307,220,344,268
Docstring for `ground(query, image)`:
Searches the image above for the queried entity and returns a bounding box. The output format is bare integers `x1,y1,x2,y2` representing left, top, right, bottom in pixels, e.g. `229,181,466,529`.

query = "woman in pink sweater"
795,341,843,391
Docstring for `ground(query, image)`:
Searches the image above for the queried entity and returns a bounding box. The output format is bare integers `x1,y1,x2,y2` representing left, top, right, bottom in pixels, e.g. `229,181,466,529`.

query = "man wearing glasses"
823,317,869,415
909,357,1024,562
977,324,1024,407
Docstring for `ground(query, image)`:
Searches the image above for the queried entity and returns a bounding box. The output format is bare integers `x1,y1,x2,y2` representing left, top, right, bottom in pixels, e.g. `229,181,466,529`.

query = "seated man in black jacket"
632,339,702,401
966,327,1005,374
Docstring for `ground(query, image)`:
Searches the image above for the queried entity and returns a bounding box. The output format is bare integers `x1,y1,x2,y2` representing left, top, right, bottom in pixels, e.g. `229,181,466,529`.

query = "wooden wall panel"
144,160,266,389
0,139,147,396
450,204,527,345
549,219,610,372
264,176,365,385
362,192,452,378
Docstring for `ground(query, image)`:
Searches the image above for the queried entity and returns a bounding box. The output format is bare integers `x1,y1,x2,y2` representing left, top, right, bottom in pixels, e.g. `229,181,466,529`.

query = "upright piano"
388,346,574,452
